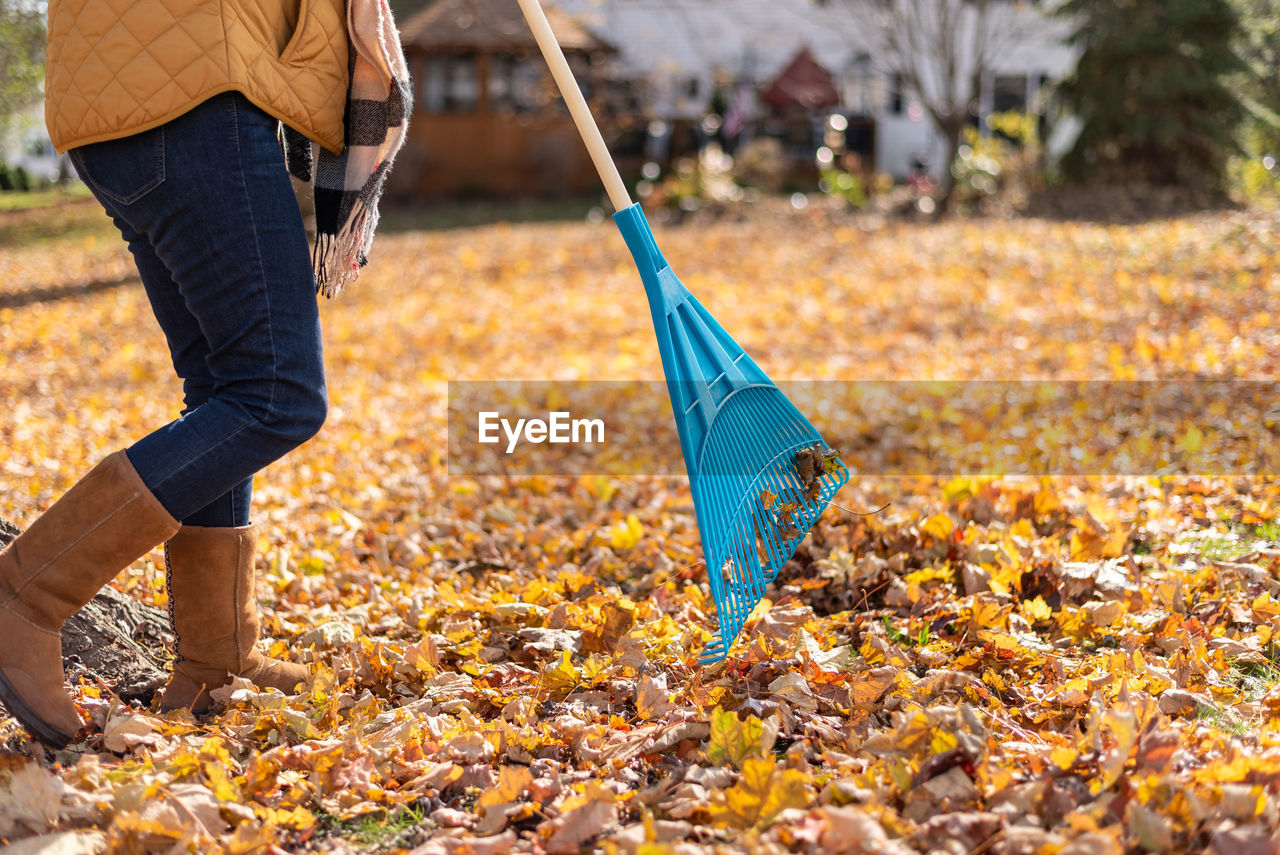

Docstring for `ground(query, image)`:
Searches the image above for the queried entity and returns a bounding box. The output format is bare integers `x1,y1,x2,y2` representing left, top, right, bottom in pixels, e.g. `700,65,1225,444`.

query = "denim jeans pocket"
70,126,166,206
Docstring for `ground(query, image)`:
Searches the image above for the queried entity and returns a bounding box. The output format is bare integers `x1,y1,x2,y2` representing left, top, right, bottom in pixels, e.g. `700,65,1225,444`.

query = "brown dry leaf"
541,783,619,853
101,713,165,754
636,673,675,720
819,805,913,855
0,832,108,855
0,762,68,836
476,765,534,833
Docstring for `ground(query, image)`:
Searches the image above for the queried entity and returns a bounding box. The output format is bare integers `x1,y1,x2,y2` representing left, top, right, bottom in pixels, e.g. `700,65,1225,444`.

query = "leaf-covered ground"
2,197,1280,854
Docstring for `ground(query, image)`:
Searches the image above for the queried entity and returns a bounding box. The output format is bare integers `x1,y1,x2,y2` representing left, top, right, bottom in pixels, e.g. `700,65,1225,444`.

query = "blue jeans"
69,93,327,527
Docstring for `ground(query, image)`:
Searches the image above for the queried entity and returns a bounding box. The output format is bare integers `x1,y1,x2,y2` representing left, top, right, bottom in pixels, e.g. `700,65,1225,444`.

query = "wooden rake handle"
515,0,633,212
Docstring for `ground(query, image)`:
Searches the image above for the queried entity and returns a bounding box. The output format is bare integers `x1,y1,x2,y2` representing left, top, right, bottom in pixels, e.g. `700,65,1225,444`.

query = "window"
889,72,906,116
488,54,542,114
993,75,1027,114
421,53,479,114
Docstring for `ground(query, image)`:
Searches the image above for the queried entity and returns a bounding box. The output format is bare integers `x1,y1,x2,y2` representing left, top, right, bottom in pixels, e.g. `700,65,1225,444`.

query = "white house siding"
878,112,943,180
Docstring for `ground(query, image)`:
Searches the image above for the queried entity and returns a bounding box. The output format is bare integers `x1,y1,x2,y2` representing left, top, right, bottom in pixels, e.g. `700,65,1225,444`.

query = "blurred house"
390,0,1077,198
553,0,1078,181
392,0,616,200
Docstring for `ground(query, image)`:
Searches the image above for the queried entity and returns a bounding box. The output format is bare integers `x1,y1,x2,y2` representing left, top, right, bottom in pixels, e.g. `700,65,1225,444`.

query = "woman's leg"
69,91,327,517
107,210,254,528
112,219,298,708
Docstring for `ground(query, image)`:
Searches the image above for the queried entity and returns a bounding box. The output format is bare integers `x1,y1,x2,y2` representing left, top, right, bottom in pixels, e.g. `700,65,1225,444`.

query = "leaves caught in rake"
692,388,849,664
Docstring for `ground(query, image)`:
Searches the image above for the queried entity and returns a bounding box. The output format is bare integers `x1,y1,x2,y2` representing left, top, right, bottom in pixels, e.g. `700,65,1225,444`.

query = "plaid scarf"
286,0,410,297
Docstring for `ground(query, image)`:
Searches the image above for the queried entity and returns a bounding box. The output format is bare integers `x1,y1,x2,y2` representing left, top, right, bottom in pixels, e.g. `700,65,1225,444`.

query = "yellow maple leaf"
968,597,1009,631
942,477,974,501
203,760,241,803
1033,489,1061,515
541,649,579,701
226,821,277,855
1252,592,1280,620
1022,595,1053,623
711,757,811,829
1089,701,1138,795
1051,746,1078,770
637,845,680,855
558,780,617,813
110,812,185,840
479,765,533,811
586,475,618,503
706,707,767,768
262,805,316,830
609,514,645,551
921,512,954,542
930,728,959,756
1177,424,1204,454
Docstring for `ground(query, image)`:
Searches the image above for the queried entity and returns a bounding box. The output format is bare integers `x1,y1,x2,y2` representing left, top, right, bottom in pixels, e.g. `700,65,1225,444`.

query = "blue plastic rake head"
614,205,849,664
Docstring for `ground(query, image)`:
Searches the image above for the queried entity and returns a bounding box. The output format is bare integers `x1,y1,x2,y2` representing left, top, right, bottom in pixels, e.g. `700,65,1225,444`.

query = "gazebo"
392,0,617,199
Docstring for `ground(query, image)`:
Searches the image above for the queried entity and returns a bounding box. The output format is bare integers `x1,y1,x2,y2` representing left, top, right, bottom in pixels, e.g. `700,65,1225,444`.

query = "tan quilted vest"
45,0,349,154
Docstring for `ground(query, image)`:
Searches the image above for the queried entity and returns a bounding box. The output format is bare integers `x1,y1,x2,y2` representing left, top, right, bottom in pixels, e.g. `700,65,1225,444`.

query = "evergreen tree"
1056,0,1246,189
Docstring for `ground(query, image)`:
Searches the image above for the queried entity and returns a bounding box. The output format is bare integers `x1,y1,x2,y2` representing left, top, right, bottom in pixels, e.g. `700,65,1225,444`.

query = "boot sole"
0,668,74,749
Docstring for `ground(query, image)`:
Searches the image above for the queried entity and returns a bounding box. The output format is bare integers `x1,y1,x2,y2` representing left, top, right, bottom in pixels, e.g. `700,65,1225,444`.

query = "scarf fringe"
314,202,372,298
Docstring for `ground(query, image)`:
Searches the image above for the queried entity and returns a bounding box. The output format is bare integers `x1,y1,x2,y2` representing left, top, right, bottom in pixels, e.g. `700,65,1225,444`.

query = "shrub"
818,167,867,208
732,137,789,192
951,111,1044,211
1229,123,1280,204
641,144,743,219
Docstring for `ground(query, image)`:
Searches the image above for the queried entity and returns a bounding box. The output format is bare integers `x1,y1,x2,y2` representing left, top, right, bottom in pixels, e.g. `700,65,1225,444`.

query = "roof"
761,48,839,111
399,0,612,52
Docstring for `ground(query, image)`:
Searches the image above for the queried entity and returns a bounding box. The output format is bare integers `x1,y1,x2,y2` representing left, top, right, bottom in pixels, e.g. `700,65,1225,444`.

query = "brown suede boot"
0,452,180,747
159,525,310,712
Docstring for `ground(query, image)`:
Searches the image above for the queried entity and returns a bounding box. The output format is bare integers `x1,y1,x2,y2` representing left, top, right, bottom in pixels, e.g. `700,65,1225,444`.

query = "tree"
1229,0,1280,194
0,0,46,142
1056,0,1246,190
841,0,1052,215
